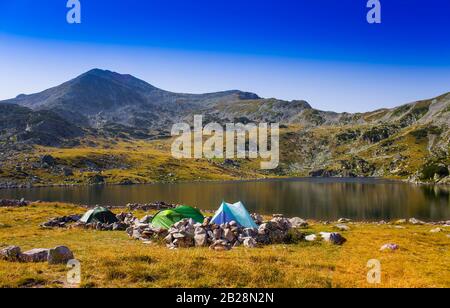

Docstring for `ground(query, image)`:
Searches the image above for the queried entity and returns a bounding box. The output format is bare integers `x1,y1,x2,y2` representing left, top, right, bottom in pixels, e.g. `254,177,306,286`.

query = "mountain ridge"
0,69,448,187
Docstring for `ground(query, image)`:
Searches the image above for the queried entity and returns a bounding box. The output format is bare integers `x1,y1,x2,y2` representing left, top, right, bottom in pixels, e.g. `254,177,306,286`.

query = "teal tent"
211,201,258,229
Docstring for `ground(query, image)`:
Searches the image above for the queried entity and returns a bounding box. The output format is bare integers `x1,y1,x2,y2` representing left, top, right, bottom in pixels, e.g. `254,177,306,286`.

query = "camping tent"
211,201,258,229
80,206,118,224
151,206,204,229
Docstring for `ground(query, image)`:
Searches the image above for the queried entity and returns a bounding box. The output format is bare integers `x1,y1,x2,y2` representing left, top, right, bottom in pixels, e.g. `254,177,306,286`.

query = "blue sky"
0,0,449,112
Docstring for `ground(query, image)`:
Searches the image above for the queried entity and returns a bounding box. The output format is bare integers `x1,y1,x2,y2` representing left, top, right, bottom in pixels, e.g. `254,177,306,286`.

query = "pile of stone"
126,212,347,250
0,199,30,208
126,201,177,211
41,215,82,228
0,245,74,264
162,218,258,250
74,212,134,231
128,214,318,250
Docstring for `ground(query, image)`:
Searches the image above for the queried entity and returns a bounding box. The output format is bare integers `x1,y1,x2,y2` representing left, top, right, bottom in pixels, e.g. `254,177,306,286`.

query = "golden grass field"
0,202,449,288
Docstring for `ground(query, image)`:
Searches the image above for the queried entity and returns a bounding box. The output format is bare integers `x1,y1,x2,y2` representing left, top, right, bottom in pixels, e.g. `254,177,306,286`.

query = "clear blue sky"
0,0,449,112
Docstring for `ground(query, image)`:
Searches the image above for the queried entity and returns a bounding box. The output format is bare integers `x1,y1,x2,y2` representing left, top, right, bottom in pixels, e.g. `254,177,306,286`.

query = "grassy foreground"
0,202,449,288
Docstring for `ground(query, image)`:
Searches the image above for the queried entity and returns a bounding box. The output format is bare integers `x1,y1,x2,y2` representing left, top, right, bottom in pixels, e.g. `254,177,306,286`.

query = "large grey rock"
320,232,346,245
48,246,74,265
0,246,21,261
21,248,50,263
305,234,318,242
430,228,443,233
223,229,235,242
139,215,153,224
243,238,257,248
251,213,264,225
289,217,308,228
194,234,208,247
329,233,347,245
409,218,425,225
213,228,222,240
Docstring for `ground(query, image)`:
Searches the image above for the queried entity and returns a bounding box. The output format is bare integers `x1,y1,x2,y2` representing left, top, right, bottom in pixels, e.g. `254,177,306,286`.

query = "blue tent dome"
211,201,258,229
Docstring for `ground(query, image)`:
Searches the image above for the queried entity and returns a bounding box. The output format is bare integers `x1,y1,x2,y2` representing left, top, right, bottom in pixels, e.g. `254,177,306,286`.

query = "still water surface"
0,178,449,221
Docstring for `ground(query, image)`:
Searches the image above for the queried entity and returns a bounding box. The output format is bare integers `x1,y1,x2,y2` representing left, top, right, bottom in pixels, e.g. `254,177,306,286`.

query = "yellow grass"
0,202,449,288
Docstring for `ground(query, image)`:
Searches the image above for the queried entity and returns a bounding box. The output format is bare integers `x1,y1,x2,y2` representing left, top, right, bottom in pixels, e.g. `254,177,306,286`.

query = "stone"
213,228,222,240
62,167,74,176
319,232,332,241
21,248,50,263
40,155,56,166
48,246,74,265
380,243,399,252
195,227,206,235
223,229,235,242
430,228,443,233
409,218,425,225
0,246,21,261
194,234,208,247
139,215,153,224
329,233,347,245
394,219,407,225
251,213,264,225
305,234,318,242
338,218,351,223
243,237,257,248
335,224,350,231
172,232,186,239
164,234,173,243
229,221,238,227
289,217,308,228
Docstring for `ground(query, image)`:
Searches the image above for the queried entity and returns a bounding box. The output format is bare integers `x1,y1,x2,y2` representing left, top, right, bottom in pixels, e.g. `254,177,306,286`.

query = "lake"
0,178,449,221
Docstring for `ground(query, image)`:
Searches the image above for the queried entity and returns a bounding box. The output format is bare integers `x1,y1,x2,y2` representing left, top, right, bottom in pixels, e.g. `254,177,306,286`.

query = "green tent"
151,206,204,229
80,206,118,224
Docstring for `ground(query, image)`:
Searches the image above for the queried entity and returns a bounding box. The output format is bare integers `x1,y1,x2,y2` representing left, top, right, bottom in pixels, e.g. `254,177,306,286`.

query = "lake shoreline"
1,175,448,191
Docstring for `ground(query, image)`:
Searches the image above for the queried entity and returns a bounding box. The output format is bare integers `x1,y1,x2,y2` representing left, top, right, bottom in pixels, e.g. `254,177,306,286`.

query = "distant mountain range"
0,69,449,186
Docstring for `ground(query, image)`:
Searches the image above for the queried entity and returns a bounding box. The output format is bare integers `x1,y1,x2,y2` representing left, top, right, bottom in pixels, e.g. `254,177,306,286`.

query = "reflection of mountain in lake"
1,179,449,221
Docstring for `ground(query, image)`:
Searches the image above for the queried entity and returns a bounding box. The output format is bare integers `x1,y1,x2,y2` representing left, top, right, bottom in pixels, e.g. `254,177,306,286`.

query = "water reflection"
0,178,449,221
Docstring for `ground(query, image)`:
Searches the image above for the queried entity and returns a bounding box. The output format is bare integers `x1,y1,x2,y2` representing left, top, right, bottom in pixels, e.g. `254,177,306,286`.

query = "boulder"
394,219,407,225
409,218,425,225
251,213,264,225
243,238,257,248
305,234,318,242
139,215,153,224
329,233,347,245
320,232,346,245
338,218,351,223
223,229,235,242
430,228,443,233
289,217,308,228
213,228,222,240
20,248,50,263
194,234,208,247
0,246,21,261
48,246,74,265
210,240,231,251
40,155,56,166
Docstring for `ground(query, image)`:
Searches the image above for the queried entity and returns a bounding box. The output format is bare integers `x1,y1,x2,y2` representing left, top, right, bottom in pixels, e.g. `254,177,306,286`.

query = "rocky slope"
0,69,448,186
